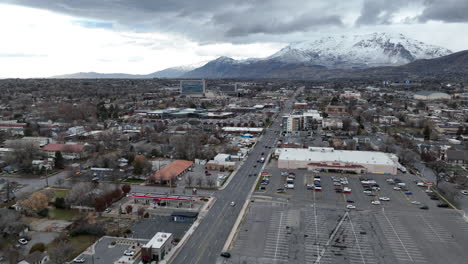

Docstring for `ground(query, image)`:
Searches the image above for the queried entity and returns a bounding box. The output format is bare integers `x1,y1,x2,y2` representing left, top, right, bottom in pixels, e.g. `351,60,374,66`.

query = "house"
18,251,49,264
445,149,468,165
42,144,86,160
322,118,343,130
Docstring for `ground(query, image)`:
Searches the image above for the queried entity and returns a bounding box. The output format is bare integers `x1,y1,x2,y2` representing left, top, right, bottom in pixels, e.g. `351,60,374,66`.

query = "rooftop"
144,232,172,249
278,147,397,165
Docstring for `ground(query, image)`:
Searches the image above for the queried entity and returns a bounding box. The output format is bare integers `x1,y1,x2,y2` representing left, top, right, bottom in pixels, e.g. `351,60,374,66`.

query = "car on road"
220,252,231,258
461,190,468,195
104,208,111,213
124,250,135,256
276,188,285,193
346,200,354,203
18,238,28,245
393,187,401,191
346,205,356,209
419,205,429,210
73,257,85,263
379,197,390,201
404,191,412,195
411,201,421,205
437,203,449,208
371,200,381,205
230,201,236,206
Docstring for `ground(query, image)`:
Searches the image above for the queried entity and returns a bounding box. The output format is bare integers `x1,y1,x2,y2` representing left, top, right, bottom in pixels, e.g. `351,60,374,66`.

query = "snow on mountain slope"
150,60,209,78
268,32,452,68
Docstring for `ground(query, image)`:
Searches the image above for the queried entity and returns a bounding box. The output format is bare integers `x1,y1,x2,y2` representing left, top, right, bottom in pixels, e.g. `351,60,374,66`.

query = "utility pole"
45,167,49,187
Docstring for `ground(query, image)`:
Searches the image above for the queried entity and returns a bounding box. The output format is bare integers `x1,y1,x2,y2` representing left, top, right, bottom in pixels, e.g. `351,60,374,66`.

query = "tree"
121,184,131,194
48,241,73,264
427,161,447,187
185,174,194,187
21,192,49,216
54,151,64,169
137,207,145,219
5,141,41,172
133,155,151,175
125,205,133,214
196,177,203,188
54,197,66,209
94,197,106,212
423,125,431,140
206,177,216,188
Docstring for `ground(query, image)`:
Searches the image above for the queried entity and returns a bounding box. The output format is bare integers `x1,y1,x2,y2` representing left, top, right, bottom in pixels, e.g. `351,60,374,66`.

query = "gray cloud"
418,0,468,23
1,0,348,43
2,0,467,45
356,0,414,25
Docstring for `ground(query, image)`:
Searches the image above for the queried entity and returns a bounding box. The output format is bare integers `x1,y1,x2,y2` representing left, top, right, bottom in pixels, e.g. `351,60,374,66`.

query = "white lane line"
274,211,285,260
381,211,413,263
313,186,320,263
348,214,366,264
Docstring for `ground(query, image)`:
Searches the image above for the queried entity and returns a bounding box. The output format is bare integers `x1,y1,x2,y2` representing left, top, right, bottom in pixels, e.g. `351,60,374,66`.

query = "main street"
172,88,300,264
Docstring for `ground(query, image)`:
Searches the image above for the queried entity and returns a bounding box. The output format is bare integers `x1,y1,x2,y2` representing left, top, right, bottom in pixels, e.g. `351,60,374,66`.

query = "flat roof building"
277,147,397,175
141,232,173,263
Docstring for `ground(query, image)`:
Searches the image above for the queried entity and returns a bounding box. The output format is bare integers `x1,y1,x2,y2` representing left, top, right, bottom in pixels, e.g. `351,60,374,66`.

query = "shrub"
37,208,49,217
29,243,46,253
54,197,66,209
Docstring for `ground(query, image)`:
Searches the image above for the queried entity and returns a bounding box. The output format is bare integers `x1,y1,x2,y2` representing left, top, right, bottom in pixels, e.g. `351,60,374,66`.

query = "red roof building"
149,160,193,182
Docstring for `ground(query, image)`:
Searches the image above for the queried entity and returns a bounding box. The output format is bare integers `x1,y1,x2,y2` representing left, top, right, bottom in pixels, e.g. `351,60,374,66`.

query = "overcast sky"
0,0,467,78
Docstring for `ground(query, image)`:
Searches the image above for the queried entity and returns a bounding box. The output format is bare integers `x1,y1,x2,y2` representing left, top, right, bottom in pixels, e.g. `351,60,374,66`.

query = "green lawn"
51,188,69,198
48,208,80,221
121,178,146,184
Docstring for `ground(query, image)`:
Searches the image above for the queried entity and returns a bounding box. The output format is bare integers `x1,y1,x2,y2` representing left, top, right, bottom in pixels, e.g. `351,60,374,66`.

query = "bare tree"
206,177,216,188
48,241,73,264
185,174,194,187
196,177,203,188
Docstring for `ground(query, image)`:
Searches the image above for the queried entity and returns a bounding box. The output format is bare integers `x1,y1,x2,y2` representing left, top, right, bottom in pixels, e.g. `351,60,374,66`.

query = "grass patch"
51,188,69,198
47,235,98,261
48,208,80,221
120,178,146,184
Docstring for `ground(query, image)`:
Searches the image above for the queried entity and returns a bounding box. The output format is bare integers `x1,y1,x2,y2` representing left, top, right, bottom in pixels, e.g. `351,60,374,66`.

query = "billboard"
180,80,205,94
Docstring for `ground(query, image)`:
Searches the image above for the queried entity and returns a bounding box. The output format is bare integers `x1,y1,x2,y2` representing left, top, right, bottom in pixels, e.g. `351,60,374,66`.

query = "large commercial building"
285,110,322,132
180,80,206,96
414,91,451,100
277,147,398,174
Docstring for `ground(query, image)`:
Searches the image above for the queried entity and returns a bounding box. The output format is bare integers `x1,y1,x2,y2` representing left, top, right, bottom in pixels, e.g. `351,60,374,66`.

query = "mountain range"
53,33,467,80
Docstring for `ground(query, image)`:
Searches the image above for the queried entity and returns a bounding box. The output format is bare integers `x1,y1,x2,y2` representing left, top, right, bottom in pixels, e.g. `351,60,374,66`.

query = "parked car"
18,238,28,245
346,200,354,203
346,204,356,209
124,250,135,256
437,203,449,208
230,201,236,206
461,190,468,195
371,200,381,205
379,197,390,201
276,188,285,193
220,252,231,258
419,205,429,210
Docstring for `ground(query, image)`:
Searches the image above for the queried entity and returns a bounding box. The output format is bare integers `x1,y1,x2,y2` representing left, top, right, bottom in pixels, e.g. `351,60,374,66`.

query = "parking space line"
381,210,414,262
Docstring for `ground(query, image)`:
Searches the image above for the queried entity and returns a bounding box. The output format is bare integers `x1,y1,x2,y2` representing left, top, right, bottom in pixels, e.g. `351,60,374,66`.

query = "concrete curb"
222,152,272,251
162,196,216,264
218,137,261,191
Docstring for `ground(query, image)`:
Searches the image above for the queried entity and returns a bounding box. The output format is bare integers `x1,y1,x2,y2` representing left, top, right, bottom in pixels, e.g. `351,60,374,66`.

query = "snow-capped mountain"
149,60,209,78
267,32,452,68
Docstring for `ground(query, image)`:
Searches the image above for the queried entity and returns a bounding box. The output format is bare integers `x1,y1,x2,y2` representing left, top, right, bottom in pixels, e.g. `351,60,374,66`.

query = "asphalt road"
172,89,300,264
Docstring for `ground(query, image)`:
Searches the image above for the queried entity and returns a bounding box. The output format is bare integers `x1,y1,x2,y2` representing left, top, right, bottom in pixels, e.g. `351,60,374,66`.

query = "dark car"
419,205,429,210
220,252,231,258
276,188,285,193
346,200,354,203
437,203,449,208
429,196,439,200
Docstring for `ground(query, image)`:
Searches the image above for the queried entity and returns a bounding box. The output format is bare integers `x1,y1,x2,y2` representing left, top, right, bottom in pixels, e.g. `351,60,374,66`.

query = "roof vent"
157,238,163,242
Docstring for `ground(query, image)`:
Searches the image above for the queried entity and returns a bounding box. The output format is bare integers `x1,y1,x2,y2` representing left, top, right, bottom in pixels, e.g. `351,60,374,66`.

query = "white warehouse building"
277,147,398,175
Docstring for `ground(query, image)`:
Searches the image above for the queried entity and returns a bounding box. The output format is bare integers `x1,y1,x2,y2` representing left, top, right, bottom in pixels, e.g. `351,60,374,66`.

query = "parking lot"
226,160,468,264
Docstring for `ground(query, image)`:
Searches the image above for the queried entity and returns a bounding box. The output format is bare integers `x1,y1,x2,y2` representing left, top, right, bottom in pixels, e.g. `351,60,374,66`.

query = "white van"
285,184,295,189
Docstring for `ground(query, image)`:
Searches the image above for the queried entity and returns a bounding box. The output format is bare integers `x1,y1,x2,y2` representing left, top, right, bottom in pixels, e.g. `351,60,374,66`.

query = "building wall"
278,158,397,174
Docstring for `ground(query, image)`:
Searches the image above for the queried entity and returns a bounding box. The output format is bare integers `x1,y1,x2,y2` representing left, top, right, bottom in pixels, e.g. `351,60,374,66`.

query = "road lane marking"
381,211,413,263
